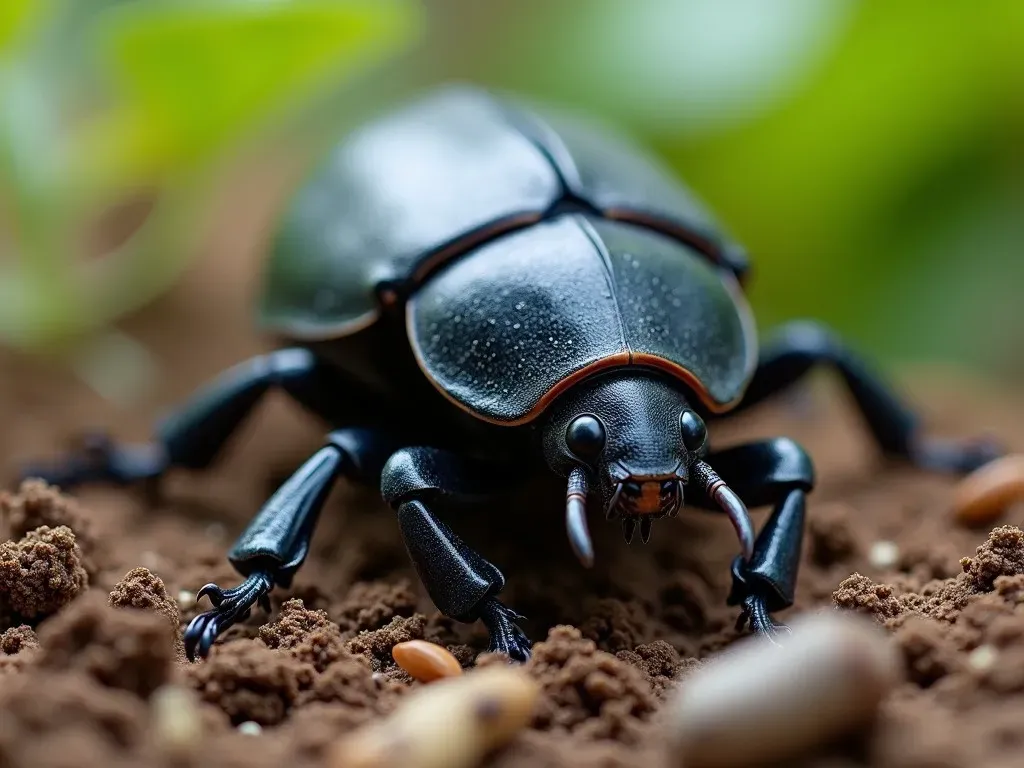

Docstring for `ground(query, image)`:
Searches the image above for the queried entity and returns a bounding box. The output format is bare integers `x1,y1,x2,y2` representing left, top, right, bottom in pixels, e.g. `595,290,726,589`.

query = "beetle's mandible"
22,85,1003,661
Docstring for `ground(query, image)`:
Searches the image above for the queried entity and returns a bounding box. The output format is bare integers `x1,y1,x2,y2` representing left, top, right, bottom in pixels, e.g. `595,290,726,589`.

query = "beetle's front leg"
693,437,814,642
381,447,530,661
185,428,399,660
737,321,1002,474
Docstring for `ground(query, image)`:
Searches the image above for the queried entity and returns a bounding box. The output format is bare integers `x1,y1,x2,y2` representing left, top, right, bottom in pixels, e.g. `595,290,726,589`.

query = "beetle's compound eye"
680,409,707,453
566,415,606,461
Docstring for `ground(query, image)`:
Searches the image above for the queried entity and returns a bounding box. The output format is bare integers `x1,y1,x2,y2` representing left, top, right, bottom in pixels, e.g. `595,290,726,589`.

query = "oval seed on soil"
330,666,538,768
150,684,203,755
952,454,1024,527
666,611,901,768
392,640,463,682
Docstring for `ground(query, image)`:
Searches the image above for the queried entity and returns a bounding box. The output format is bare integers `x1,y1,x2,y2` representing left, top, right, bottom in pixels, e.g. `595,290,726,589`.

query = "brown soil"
2,170,1024,767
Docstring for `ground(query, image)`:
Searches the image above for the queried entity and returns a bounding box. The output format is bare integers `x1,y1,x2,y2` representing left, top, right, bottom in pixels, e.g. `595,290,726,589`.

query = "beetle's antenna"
566,466,595,568
693,460,754,561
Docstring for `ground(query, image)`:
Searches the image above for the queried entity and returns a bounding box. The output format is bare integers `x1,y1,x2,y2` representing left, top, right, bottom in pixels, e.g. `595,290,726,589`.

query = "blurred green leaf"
79,0,419,185
0,0,420,351
0,0,45,53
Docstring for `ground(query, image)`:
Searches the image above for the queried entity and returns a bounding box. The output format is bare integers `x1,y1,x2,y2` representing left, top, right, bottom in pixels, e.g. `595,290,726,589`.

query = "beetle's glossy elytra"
260,86,756,423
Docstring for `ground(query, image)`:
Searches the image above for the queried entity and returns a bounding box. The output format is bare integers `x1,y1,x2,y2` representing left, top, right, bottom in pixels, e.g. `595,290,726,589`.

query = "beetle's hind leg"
737,321,1002,474
185,427,400,660
693,437,815,641
381,447,530,662
19,348,344,490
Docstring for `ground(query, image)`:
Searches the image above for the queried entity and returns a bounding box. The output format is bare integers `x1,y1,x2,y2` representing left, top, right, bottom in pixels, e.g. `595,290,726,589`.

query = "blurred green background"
2,0,1022,391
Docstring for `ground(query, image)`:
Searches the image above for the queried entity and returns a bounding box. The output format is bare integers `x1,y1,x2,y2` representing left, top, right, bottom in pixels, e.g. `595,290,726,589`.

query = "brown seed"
392,640,463,682
952,455,1024,527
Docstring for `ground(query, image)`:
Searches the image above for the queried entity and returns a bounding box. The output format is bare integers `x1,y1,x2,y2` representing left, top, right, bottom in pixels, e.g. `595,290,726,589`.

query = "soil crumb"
522,625,658,744
0,624,39,674
332,579,418,634
0,525,88,619
37,590,176,698
109,566,184,659
183,639,316,726
1,480,99,574
0,671,147,767
346,613,429,672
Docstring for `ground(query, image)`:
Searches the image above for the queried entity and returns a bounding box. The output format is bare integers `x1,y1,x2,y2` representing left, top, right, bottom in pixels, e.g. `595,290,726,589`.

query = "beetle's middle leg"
736,321,1002,474
381,447,530,662
692,437,814,641
184,427,401,660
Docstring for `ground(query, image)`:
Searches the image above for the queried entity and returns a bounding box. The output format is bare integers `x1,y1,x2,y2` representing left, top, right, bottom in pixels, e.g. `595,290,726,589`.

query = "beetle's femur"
565,466,594,568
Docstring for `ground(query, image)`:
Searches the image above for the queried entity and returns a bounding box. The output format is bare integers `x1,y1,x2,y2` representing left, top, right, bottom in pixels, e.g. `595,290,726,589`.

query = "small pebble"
151,685,202,754
967,644,998,672
237,721,263,736
868,540,901,570
952,455,1024,527
177,589,195,608
666,611,901,768
392,640,463,683
330,666,537,768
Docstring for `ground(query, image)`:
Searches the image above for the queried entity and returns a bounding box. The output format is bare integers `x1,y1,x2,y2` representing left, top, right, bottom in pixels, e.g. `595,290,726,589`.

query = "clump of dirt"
332,579,418,634
834,525,1024,628
0,671,147,767
109,566,185,659
184,640,316,726
0,525,88,618
1,480,100,575
258,598,351,673
37,589,176,698
615,640,694,698
578,598,652,654
345,613,429,672
0,624,39,674
521,625,659,744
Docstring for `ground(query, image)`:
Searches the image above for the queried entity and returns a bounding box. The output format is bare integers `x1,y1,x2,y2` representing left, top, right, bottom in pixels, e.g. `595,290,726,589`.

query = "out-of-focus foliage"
0,0,418,350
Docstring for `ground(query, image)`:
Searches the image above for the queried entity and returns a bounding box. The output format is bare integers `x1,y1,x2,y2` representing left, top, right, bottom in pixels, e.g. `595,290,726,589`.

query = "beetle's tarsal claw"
737,594,791,645
622,518,636,544
184,571,274,661
639,517,653,544
565,467,594,567
196,583,225,607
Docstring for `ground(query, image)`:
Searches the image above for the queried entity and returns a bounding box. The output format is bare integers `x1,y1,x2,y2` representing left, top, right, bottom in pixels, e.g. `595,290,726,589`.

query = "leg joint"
768,320,842,359
381,449,440,507
264,347,319,384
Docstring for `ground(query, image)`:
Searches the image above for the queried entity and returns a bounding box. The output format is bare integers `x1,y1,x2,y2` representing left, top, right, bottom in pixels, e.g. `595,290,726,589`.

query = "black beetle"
23,85,1001,661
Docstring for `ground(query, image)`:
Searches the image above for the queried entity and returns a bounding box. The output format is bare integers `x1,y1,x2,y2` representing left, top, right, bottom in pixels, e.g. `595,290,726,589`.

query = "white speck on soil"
868,540,900,570
968,644,999,671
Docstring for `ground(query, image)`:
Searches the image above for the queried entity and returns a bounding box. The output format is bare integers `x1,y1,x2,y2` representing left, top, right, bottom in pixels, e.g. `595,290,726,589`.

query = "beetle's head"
541,370,753,567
